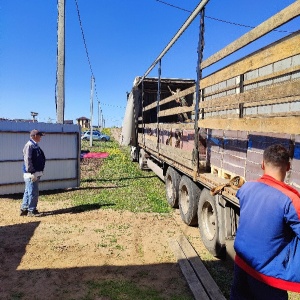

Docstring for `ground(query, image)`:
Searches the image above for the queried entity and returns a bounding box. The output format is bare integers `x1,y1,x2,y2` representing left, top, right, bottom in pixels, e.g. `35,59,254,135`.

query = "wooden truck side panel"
137,30,300,193
124,2,300,258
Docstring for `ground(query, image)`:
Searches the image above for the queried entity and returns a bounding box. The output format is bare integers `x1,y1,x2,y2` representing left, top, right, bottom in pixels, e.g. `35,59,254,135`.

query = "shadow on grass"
40,203,115,217
0,186,125,201
77,185,128,190
82,174,157,183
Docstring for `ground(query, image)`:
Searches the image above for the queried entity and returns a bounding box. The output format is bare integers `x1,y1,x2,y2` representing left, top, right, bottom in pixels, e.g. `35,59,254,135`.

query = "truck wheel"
198,188,225,257
165,167,181,208
138,149,148,170
179,176,201,226
130,147,138,162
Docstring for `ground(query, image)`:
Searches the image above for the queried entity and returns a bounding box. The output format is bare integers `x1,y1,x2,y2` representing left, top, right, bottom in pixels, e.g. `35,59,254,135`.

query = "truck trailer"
121,1,300,258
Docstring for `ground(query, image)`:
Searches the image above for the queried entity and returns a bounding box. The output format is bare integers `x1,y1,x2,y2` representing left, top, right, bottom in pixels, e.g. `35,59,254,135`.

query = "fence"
0,120,81,195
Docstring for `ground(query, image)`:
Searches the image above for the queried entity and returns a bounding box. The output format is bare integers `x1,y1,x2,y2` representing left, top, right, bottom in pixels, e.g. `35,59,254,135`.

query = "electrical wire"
155,0,294,34
74,0,109,117
74,0,94,77
74,0,126,111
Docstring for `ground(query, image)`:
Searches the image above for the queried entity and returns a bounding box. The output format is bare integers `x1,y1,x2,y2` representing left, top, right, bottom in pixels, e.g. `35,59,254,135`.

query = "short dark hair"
263,144,290,168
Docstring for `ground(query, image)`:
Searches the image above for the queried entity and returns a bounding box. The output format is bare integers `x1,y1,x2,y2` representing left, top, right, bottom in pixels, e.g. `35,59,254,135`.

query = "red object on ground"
82,152,109,159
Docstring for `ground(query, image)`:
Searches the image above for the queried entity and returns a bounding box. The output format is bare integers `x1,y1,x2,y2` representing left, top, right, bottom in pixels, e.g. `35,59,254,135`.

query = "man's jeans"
21,177,40,212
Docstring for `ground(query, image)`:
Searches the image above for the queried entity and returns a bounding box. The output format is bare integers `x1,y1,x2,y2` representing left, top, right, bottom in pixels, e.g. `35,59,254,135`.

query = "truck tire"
138,149,148,170
165,167,181,208
179,175,201,226
130,147,138,162
198,188,225,258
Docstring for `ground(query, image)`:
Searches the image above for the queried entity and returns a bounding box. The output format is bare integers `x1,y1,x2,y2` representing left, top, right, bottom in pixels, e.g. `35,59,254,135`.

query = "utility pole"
56,0,65,124
97,101,100,130
100,108,102,131
89,76,94,147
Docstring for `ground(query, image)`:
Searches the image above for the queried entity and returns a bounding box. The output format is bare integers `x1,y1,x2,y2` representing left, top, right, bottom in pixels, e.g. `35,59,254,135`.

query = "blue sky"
0,0,298,127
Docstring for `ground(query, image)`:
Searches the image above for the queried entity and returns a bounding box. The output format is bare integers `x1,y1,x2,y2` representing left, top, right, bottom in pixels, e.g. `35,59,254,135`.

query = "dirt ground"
0,193,219,300
0,130,231,300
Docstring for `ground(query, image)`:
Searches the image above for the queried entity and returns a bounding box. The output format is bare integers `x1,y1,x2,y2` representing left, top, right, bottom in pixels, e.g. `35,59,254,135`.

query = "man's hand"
31,173,38,182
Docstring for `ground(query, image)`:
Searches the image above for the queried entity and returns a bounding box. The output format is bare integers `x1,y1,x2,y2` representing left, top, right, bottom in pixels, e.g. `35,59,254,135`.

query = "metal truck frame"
121,1,300,258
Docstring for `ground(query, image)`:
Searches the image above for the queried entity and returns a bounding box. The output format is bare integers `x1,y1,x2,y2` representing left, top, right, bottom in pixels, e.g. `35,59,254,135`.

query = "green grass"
84,280,192,300
77,136,170,214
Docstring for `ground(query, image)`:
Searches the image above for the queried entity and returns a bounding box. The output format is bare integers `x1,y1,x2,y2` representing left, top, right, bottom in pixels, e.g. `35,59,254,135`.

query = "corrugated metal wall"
0,120,81,195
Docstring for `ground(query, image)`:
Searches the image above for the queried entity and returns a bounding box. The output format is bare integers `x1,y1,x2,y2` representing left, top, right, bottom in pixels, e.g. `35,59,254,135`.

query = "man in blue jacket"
231,144,300,299
20,129,46,217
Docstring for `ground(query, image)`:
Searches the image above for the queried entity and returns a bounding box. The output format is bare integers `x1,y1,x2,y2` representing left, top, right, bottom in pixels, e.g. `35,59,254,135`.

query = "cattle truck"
121,1,300,258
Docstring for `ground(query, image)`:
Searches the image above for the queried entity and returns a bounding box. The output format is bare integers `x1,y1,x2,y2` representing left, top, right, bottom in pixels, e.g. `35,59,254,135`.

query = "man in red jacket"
231,144,300,300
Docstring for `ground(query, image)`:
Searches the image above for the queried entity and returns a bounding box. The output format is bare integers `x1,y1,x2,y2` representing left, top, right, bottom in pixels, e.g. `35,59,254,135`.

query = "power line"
155,0,191,13
74,0,104,119
155,0,294,34
74,0,94,77
73,2,126,114
102,103,126,109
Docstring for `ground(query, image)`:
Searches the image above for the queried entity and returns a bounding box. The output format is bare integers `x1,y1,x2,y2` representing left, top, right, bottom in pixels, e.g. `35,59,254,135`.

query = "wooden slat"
244,64,300,86
141,122,195,130
178,235,227,300
158,122,195,130
202,63,300,99
204,104,239,113
201,31,300,88
200,79,300,109
204,84,239,98
201,1,300,69
169,240,210,300
143,86,196,112
144,100,158,111
160,86,196,106
159,105,195,117
242,95,300,108
198,116,300,135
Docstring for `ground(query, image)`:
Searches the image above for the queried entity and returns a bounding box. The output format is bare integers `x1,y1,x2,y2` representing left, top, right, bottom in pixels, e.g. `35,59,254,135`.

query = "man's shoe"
27,210,41,217
20,209,28,216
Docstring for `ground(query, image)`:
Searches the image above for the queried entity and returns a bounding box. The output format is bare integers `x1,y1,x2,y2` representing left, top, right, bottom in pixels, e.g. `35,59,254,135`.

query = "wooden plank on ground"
178,235,227,300
169,240,209,300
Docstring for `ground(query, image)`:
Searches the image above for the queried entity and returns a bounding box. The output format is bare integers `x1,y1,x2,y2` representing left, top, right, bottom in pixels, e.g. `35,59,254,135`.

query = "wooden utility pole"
89,76,94,147
56,0,65,124
97,101,100,130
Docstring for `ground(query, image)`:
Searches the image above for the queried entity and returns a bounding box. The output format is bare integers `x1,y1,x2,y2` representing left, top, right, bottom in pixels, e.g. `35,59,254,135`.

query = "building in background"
76,117,90,129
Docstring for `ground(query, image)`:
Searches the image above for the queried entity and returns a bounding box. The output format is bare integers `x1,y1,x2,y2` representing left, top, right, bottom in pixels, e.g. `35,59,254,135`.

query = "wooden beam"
200,79,300,109
138,122,196,130
159,105,195,117
177,235,227,300
244,64,300,87
242,95,300,108
169,239,210,300
198,116,300,134
201,32,300,87
143,86,196,112
160,86,196,106
201,2,300,69
159,123,195,130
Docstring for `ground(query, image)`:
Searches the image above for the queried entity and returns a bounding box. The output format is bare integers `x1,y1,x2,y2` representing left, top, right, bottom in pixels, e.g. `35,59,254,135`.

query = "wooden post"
56,0,65,124
89,76,94,147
